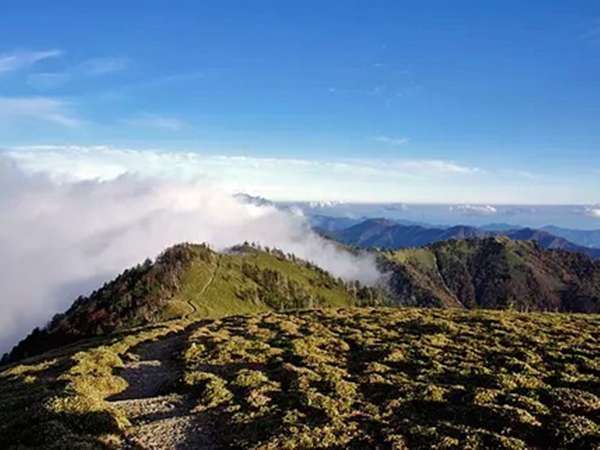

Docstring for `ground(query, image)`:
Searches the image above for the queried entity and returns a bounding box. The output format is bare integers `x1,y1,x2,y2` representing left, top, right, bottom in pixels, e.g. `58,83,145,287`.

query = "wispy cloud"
0,49,62,74
27,72,71,89
0,97,80,127
7,145,485,202
80,57,129,75
25,56,128,90
124,113,186,131
388,159,480,175
374,135,410,146
8,145,596,204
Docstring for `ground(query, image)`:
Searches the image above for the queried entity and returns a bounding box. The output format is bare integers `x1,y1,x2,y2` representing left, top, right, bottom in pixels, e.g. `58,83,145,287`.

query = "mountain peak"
3,242,383,364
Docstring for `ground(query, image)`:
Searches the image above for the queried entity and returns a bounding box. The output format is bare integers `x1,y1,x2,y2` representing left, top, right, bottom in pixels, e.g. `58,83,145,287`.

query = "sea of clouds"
0,153,380,353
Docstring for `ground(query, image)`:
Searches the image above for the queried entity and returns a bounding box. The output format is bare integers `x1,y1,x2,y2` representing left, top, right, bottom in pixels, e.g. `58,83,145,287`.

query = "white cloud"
23,55,128,91
0,154,380,353
0,97,80,127
374,135,410,146
450,204,498,216
124,113,186,131
7,145,484,203
584,206,600,218
80,57,128,75
0,49,62,74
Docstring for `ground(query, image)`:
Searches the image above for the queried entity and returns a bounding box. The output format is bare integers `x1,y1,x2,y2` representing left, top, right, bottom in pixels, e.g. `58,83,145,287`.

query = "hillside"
328,218,600,259
1,307,598,449
4,243,381,364
382,237,600,312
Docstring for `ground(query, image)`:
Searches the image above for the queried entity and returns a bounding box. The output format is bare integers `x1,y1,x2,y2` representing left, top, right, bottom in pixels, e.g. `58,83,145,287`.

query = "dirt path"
184,257,220,319
108,330,217,449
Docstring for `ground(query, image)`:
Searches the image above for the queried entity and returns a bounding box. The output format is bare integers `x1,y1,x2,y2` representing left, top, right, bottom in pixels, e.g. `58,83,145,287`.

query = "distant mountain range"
234,193,600,251
541,225,600,248
321,217,600,260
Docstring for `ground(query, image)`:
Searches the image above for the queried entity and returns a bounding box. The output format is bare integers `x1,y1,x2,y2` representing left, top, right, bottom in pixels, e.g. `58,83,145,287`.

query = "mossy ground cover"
2,307,599,449
182,308,600,449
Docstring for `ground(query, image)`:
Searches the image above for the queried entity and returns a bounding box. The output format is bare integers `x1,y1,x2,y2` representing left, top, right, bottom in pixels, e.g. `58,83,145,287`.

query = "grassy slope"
167,250,352,320
2,308,599,449
4,244,357,364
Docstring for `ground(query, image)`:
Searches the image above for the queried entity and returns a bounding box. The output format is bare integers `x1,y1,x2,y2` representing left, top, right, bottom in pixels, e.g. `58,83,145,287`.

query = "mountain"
328,218,600,259
3,243,382,364
382,237,600,312
307,214,363,232
542,225,600,249
480,222,520,231
2,307,598,449
330,219,487,249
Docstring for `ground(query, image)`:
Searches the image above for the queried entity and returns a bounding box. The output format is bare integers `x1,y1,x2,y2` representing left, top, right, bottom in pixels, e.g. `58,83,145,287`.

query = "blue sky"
1,1,600,203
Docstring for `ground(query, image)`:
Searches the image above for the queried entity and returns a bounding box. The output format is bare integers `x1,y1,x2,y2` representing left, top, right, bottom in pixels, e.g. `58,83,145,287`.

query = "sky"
1,1,600,204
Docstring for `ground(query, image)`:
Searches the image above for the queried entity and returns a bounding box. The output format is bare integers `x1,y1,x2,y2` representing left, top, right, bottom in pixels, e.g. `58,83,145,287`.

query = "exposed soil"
108,331,217,449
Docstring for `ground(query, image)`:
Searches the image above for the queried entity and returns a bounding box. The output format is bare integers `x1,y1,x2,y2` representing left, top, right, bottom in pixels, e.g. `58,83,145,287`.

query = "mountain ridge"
327,217,600,259
3,243,382,364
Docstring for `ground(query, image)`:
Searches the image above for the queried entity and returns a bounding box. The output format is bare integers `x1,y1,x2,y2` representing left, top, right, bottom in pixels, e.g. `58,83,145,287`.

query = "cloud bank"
7,145,484,203
0,154,380,354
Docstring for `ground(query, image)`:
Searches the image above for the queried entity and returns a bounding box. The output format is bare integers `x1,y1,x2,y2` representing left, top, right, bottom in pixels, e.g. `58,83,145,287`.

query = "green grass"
168,255,267,318
387,247,437,269
170,250,354,320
